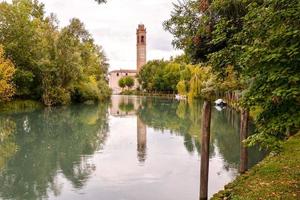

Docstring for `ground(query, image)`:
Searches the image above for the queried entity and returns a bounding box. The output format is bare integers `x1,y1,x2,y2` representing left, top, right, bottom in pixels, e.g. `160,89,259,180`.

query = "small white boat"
175,94,187,100
215,99,227,106
215,105,224,111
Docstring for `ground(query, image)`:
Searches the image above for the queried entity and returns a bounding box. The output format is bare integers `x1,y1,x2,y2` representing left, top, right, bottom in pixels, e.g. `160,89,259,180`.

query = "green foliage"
188,65,218,99
239,0,300,150
119,76,135,90
13,69,34,97
123,76,134,89
138,59,185,93
163,0,214,63
118,78,126,89
42,87,71,106
165,0,300,150
138,60,167,92
0,0,111,106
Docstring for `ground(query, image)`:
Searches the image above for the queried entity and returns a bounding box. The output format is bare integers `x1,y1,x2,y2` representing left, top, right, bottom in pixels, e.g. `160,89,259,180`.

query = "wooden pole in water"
239,109,249,173
200,100,212,200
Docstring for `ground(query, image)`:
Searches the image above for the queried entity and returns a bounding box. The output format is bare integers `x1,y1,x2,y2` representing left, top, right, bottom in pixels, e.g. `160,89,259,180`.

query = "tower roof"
137,24,146,32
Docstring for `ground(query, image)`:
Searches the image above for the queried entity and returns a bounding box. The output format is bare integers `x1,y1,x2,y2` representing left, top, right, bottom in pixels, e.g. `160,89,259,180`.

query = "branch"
95,0,107,3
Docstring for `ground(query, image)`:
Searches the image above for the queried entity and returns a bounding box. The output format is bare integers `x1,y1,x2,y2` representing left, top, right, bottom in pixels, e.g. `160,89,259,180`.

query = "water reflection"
137,117,147,162
0,117,17,171
0,104,109,200
111,96,148,163
112,96,264,198
0,96,264,200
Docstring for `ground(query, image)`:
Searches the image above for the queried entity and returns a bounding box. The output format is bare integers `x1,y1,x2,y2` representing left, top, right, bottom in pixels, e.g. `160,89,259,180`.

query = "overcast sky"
39,0,182,71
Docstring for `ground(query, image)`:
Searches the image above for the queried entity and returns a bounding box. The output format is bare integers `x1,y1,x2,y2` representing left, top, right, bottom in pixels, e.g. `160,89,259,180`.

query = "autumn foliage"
0,46,15,102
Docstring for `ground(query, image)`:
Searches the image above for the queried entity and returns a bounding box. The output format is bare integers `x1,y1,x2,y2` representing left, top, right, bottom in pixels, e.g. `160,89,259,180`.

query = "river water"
0,95,264,200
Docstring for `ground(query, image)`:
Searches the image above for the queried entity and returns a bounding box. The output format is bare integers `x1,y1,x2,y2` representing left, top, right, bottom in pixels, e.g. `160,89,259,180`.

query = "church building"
109,24,147,94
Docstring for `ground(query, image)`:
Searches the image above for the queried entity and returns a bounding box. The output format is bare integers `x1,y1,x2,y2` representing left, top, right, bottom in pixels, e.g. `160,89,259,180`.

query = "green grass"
212,132,300,200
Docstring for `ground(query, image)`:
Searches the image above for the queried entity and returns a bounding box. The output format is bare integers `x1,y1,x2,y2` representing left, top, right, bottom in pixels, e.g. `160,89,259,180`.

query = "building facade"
109,24,147,94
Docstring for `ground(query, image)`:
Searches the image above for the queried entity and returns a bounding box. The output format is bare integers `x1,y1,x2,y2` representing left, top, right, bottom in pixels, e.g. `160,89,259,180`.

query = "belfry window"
141,36,144,43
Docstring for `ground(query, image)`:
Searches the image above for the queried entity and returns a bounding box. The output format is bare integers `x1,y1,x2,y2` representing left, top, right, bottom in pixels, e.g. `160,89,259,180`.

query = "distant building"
109,24,147,94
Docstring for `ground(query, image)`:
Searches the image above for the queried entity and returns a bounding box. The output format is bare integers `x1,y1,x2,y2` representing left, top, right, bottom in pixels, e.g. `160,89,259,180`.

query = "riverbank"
120,90,176,98
212,132,300,200
0,100,43,113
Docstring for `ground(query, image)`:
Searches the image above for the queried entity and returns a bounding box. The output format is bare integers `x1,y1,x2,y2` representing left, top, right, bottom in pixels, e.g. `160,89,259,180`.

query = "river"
0,95,264,200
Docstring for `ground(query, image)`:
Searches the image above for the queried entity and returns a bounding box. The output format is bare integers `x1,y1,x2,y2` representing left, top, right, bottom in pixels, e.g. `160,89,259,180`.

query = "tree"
0,46,16,102
0,0,111,105
239,0,300,150
118,78,126,90
138,60,168,92
138,59,184,93
165,0,300,151
0,0,49,97
124,77,134,89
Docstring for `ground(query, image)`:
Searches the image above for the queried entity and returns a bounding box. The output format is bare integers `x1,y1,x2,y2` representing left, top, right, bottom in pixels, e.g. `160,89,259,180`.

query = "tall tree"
240,0,300,150
0,0,111,105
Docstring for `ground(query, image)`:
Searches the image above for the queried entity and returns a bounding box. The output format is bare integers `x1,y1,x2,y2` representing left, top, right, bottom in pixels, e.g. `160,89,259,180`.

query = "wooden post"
239,109,249,173
200,100,212,200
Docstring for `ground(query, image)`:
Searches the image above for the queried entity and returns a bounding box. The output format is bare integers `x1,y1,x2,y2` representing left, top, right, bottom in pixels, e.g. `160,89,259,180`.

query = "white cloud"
39,0,182,71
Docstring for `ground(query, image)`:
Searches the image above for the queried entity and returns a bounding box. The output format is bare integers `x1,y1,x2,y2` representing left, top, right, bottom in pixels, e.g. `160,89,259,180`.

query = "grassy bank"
0,100,43,114
212,132,300,200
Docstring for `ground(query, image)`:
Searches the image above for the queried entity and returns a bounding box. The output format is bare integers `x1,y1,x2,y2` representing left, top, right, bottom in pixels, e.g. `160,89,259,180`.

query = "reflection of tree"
137,98,264,168
0,103,109,200
119,102,134,113
212,108,265,169
137,98,213,155
211,109,240,168
0,117,17,170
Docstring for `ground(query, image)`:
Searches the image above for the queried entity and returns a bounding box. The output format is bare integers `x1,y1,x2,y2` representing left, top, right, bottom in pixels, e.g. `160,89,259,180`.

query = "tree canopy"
161,0,300,150
119,76,135,90
0,0,111,106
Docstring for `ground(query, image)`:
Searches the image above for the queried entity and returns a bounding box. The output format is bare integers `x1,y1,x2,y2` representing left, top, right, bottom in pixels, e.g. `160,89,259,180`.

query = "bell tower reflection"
137,116,147,162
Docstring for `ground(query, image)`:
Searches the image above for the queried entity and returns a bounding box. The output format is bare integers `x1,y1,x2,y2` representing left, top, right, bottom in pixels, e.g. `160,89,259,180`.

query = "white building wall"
109,71,139,94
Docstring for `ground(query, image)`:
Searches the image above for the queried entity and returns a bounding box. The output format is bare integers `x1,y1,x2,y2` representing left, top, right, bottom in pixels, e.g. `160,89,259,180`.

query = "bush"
42,87,71,106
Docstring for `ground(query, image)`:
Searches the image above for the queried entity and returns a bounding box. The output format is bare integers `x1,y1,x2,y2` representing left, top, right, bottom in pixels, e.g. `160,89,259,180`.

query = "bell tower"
136,24,146,72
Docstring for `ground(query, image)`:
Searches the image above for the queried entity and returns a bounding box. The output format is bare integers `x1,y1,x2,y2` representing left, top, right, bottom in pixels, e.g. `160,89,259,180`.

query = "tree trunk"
200,100,212,200
239,109,249,173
